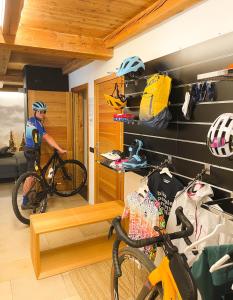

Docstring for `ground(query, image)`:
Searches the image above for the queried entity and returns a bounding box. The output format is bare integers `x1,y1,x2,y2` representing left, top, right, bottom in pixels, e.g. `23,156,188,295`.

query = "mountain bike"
12,149,87,225
109,207,197,300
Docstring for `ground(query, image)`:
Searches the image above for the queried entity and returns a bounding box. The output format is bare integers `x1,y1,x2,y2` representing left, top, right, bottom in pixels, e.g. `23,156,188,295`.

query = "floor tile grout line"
10,280,13,300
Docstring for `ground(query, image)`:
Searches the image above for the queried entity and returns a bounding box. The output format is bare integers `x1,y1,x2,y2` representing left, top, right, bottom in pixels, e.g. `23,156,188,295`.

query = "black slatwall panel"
125,123,208,142
124,134,233,171
123,33,233,210
170,102,233,123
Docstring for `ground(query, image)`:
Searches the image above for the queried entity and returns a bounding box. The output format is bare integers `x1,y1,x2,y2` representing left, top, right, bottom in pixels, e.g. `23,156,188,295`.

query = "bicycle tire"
12,172,47,225
54,159,87,197
111,247,163,300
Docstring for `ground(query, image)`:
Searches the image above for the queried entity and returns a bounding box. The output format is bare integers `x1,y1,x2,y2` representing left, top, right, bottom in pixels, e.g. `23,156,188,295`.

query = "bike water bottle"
47,167,54,179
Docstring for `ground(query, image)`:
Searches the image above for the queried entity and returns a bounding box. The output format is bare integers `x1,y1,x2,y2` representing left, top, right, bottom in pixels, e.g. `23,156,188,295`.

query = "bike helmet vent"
116,56,145,77
207,113,233,157
32,101,48,112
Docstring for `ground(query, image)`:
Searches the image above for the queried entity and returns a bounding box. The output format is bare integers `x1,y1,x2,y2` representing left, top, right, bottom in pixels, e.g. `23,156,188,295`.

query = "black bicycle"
12,149,87,224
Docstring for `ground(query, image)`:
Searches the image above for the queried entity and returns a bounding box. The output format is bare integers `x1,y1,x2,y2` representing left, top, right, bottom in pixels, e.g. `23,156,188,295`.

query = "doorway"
72,83,89,201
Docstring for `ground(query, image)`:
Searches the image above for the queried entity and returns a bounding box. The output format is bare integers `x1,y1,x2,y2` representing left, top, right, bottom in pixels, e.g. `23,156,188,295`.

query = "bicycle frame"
12,149,87,225
35,150,65,195
110,208,197,300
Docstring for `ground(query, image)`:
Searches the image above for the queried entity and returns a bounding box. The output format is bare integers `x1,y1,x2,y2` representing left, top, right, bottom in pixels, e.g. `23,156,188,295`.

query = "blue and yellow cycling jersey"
25,117,46,149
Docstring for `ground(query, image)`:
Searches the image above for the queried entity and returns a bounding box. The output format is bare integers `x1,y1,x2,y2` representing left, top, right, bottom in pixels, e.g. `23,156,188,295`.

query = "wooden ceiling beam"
0,47,11,74
7,52,71,71
3,0,24,37
0,85,20,92
104,0,203,48
1,0,24,76
62,59,93,74
0,74,23,85
0,27,113,60
10,51,70,64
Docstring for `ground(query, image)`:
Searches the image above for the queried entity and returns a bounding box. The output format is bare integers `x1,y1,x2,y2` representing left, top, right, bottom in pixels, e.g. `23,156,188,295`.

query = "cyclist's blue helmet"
32,101,48,112
116,56,145,77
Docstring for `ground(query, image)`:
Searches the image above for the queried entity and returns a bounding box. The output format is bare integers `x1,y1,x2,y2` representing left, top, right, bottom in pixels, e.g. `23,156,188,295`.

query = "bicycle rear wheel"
111,247,163,300
12,172,47,225
54,159,87,197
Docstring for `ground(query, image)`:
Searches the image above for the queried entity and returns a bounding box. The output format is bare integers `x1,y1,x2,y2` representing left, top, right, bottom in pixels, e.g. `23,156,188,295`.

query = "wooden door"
27,90,73,165
94,75,124,204
71,83,89,201
73,92,84,164
73,92,85,190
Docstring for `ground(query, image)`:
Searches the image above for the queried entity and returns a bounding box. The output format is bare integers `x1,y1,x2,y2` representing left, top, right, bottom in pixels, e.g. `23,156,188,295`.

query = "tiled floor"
0,183,112,300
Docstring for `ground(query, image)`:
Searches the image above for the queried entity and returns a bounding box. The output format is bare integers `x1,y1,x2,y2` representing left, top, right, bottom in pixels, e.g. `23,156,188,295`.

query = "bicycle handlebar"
111,206,194,278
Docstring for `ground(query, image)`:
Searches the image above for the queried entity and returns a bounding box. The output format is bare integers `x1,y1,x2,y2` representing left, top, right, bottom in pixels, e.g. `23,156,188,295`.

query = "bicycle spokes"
54,160,86,196
16,174,47,218
118,256,151,299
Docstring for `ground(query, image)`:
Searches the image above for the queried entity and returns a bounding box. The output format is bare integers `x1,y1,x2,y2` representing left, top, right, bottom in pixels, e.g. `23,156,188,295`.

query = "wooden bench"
30,200,124,279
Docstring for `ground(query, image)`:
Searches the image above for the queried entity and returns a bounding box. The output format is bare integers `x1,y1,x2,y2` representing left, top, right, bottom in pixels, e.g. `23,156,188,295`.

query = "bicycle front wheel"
54,159,87,197
111,247,163,300
12,172,47,225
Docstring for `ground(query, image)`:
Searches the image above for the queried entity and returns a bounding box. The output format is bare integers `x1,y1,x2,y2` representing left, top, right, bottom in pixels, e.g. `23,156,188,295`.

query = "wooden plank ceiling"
0,0,203,91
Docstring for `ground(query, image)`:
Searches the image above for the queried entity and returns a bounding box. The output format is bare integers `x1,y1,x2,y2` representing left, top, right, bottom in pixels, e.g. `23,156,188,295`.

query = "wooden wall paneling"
71,83,89,201
74,93,84,164
98,164,121,202
66,92,74,160
72,92,84,190
27,90,73,166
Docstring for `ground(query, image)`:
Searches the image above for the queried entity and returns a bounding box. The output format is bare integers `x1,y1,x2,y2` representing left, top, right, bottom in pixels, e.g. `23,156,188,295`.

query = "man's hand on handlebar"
58,148,67,154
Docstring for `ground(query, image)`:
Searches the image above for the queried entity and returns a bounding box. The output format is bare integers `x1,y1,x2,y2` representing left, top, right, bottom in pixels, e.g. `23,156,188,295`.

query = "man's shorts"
24,147,40,172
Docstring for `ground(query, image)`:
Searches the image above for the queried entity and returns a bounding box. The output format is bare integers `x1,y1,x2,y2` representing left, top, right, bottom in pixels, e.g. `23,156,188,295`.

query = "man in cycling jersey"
22,101,66,209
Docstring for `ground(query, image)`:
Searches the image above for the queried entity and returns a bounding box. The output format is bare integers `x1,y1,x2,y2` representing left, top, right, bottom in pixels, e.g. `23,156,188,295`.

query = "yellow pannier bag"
139,74,172,121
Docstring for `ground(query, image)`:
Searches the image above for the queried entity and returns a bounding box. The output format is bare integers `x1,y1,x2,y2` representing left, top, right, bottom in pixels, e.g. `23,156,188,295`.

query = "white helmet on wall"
207,113,233,157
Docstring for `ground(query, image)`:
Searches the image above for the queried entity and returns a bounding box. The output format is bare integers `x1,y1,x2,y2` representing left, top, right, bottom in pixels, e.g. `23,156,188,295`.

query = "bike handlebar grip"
112,239,122,278
175,206,194,236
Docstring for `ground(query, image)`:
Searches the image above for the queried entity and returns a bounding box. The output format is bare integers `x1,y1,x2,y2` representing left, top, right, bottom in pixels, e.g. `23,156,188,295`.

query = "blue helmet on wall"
32,101,48,112
116,56,145,77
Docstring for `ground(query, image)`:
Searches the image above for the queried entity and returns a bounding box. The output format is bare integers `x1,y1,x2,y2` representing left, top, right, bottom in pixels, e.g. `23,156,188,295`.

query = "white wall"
69,0,233,204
